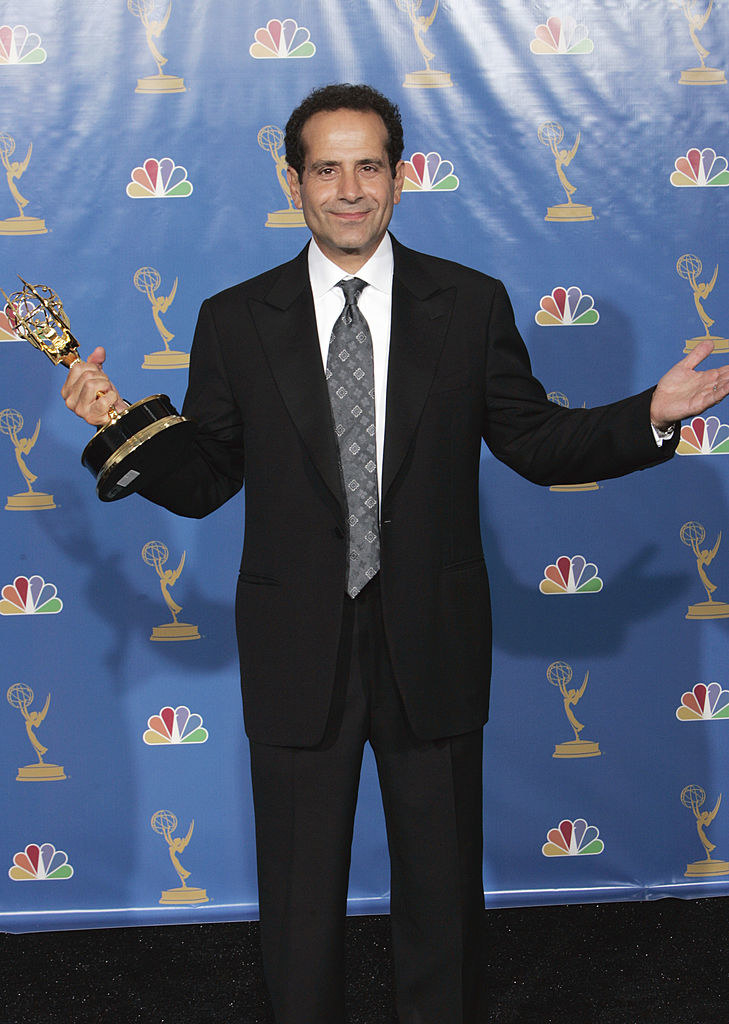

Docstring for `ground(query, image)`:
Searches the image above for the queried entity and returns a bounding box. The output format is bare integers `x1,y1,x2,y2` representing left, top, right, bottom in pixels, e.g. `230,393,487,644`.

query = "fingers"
683,338,716,370
61,348,122,426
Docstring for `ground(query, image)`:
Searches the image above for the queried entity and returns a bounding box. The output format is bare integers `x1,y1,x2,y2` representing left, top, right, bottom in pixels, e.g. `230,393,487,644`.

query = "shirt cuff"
651,422,675,446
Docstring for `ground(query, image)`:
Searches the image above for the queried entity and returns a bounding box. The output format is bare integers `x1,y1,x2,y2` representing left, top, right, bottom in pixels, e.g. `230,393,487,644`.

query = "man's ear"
287,166,303,209
393,160,405,204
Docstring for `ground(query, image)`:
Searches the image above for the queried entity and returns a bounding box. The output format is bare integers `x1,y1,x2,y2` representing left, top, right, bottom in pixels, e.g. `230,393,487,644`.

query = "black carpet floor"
3,897,728,1023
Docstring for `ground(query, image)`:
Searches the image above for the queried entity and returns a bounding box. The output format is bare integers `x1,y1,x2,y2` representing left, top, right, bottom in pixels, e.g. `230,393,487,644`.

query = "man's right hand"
61,346,127,426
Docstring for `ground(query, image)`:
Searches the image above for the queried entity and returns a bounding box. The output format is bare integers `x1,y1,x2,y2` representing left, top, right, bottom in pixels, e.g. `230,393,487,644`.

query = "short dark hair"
285,84,404,179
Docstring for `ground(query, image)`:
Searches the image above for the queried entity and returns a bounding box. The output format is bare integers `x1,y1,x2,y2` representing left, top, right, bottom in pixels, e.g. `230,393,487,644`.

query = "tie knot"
337,277,366,306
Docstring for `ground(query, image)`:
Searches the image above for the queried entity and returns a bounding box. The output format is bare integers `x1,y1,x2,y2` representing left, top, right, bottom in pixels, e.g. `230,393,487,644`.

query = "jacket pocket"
441,555,486,573
238,571,281,586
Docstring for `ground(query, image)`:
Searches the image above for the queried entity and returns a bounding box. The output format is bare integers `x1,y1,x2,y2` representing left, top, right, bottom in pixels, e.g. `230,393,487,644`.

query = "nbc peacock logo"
539,556,603,594
542,818,604,857
9,843,74,880
249,18,316,59
0,25,47,64
535,286,599,326
671,148,729,187
530,16,593,55
143,705,208,744
126,157,193,198
402,152,459,192
678,416,729,455
0,574,62,614
676,682,729,721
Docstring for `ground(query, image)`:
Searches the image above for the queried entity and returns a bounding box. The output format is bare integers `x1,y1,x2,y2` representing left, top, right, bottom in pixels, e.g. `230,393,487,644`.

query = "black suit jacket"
140,236,677,746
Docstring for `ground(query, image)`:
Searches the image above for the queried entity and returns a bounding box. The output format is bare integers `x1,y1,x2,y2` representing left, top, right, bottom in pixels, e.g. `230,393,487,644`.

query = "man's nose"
337,167,361,202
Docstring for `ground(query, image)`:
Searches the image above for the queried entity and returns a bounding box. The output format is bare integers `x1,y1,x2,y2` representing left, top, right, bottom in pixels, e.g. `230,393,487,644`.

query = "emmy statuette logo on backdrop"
142,541,200,641
2,280,195,500
151,809,208,904
128,0,186,93
674,0,726,85
7,683,66,781
0,133,46,235
134,266,188,369
676,254,728,353
395,0,453,88
546,394,598,491
538,122,594,222
0,408,55,509
546,661,601,758
681,785,729,876
680,520,729,618
258,125,306,228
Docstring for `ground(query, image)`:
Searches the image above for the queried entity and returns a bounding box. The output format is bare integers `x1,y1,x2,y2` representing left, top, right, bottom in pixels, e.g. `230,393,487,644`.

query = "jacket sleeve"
137,298,245,518
482,280,678,485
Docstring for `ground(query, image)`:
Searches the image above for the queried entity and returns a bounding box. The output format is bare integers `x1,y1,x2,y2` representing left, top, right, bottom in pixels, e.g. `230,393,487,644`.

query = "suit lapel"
383,240,455,501
249,247,346,518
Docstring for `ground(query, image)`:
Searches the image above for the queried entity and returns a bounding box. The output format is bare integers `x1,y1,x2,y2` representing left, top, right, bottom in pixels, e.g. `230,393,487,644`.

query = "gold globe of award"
2,279,196,501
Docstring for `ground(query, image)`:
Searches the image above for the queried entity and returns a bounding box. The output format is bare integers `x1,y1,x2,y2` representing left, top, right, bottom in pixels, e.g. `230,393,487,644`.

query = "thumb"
87,346,107,369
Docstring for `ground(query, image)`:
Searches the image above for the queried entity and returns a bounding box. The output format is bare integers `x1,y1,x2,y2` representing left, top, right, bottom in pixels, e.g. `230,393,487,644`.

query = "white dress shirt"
308,234,393,500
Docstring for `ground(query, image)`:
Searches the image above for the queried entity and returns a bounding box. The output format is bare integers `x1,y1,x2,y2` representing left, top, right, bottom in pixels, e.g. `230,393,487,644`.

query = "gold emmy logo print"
128,0,186,93
674,0,726,85
0,408,55,510
538,122,594,222
681,785,729,876
680,520,729,618
7,683,66,781
676,254,728,353
151,809,209,904
257,125,306,228
142,540,200,641
546,393,598,491
547,661,601,758
134,267,188,369
395,0,453,89
0,133,46,235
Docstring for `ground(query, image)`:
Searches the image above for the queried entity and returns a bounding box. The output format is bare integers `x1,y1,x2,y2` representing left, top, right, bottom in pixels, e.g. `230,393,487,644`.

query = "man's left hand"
650,339,729,431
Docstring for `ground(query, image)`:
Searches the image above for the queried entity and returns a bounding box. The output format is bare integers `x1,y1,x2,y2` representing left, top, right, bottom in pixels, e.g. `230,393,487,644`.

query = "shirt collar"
308,233,394,300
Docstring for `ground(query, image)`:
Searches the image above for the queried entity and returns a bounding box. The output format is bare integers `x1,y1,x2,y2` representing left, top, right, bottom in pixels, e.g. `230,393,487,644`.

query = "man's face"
287,108,404,272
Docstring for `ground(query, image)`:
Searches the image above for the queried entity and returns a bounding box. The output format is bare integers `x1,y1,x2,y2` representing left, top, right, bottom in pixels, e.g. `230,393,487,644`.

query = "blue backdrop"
3,0,729,932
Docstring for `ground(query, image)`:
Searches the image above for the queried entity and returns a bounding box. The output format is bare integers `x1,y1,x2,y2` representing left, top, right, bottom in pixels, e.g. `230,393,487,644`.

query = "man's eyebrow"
308,157,387,169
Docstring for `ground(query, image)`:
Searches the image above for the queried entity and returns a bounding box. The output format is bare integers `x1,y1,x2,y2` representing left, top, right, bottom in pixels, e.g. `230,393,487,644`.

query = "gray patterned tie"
325,278,380,598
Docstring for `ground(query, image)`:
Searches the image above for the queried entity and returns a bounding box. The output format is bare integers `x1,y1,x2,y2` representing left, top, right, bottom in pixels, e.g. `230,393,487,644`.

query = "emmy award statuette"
7,683,66,781
151,810,209,905
257,126,307,228
128,0,186,93
0,408,56,510
3,279,196,501
143,540,200,641
547,661,601,758
676,255,729,354
538,122,594,222
396,0,453,88
680,521,729,619
547,393,598,491
0,133,47,236
681,785,729,876
134,266,189,369
675,0,726,85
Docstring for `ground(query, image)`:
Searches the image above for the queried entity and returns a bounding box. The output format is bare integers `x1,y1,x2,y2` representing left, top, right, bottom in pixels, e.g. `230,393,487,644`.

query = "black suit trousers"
249,576,485,1024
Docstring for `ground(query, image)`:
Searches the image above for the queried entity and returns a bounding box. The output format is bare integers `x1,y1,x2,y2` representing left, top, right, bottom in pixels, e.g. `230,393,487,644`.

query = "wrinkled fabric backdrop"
3,0,729,932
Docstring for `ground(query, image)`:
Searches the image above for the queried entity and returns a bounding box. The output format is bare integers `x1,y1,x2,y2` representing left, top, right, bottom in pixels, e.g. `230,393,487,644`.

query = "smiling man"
62,84,729,1024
